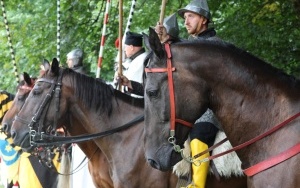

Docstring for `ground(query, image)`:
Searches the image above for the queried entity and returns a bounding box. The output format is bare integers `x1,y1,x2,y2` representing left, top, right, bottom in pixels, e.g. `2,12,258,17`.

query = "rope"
56,0,61,62
96,0,111,78
0,0,19,84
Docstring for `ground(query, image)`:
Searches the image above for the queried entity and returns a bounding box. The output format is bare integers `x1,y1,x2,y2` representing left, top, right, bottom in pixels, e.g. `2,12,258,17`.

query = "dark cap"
125,32,143,46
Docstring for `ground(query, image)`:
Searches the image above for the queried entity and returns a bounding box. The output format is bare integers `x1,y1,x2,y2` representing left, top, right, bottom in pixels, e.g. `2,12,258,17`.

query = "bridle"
145,42,193,156
144,42,300,176
13,68,144,166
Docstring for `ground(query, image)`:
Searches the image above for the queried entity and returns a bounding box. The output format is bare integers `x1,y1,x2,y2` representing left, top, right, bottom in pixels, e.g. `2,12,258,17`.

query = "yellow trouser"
186,139,209,188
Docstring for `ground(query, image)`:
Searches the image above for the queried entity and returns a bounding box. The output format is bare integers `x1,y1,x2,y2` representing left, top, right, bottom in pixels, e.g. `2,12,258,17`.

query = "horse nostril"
11,131,17,140
2,123,9,133
147,158,161,170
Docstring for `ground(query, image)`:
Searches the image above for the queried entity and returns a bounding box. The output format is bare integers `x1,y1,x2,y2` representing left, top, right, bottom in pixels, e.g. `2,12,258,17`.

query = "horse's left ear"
23,72,32,85
51,58,60,75
143,32,150,51
148,27,164,59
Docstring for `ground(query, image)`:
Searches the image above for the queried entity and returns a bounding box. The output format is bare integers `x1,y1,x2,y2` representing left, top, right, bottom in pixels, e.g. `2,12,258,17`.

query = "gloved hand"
155,22,170,43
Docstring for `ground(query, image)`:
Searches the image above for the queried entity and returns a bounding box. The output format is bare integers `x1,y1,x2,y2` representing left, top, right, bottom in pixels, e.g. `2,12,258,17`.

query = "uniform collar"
129,48,145,61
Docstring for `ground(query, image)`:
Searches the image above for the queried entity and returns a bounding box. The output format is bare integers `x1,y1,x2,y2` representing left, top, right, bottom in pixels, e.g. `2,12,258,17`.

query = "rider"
66,48,86,74
114,31,149,98
116,13,180,96
155,0,220,188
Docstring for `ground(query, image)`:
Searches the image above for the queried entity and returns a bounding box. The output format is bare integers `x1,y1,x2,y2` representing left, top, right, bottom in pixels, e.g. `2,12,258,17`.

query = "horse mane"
114,89,144,108
177,39,300,88
59,68,144,116
61,68,114,116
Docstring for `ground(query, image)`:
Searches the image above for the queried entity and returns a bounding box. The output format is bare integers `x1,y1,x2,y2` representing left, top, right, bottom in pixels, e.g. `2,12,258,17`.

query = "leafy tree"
0,0,299,93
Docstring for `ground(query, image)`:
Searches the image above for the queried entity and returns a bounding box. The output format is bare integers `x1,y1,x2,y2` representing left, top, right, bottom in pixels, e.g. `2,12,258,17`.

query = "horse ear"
42,59,50,71
23,72,32,85
148,27,164,59
51,58,60,75
143,32,151,51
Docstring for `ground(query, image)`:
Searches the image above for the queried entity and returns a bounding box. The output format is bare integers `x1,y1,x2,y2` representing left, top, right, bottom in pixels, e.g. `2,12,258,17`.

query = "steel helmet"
163,13,179,38
67,48,83,68
178,0,211,21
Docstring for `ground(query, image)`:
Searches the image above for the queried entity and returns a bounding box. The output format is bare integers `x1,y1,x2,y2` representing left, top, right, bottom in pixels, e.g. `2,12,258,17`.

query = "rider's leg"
186,122,218,188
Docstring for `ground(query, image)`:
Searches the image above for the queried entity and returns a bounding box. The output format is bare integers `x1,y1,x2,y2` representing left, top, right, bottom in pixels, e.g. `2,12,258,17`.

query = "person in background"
66,48,86,74
114,31,149,98
116,14,179,96
155,1,220,188
66,48,95,188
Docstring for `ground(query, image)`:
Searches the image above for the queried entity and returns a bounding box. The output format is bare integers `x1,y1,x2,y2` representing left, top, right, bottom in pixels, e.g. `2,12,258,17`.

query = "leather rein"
144,42,300,176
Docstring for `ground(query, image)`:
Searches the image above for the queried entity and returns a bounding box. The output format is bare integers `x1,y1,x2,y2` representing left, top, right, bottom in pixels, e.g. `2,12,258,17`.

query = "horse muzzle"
11,130,32,150
146,143,182,171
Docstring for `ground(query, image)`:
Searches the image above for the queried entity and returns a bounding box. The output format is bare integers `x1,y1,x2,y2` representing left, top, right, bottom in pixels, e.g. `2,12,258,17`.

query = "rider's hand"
116,74,132,90
155,22,169,43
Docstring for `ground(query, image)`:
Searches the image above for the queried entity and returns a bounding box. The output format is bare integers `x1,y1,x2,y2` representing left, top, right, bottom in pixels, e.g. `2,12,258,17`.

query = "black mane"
61,68,144,116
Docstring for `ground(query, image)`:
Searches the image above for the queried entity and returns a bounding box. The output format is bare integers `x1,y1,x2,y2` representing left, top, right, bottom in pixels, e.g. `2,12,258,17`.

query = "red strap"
166,43,176,131
206,112,300,161
145,67,175,73
243,142,300,176
175,119,193,128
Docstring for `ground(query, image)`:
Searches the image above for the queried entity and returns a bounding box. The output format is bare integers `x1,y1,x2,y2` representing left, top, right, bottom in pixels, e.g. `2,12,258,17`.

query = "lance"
96,0,111,78
57,0,61,62
0,0,19,84
121,0,137,58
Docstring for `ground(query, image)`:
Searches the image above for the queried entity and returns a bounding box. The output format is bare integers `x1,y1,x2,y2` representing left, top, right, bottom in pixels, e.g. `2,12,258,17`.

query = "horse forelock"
61,68,114,116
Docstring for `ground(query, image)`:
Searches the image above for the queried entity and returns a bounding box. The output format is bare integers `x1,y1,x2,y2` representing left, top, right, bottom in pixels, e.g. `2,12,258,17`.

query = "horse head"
10,58,70,151
143,28,210,171
2,72,36,136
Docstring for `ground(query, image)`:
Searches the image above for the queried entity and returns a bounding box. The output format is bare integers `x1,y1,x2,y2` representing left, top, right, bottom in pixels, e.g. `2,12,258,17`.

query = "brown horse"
9,59,178,188
1,70,113,188
143,28,300,188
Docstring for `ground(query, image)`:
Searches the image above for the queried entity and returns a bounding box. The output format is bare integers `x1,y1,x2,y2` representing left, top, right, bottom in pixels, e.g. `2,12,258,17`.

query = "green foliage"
0,0,299,93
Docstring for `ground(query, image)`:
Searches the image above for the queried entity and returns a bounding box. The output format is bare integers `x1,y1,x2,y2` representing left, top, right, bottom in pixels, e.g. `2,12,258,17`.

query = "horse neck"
174,45,300,164
67,92,144,155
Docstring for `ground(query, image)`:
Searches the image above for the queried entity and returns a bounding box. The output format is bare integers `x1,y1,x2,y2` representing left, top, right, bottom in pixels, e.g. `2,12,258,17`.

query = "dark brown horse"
0,74,58,188
1,70,113,188
9,59,178,188
143,28,300,188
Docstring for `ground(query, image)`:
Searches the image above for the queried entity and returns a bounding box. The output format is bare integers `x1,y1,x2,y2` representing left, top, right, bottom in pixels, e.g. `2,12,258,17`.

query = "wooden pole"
159,0,167,24
158,0,167,40
118,0,123,90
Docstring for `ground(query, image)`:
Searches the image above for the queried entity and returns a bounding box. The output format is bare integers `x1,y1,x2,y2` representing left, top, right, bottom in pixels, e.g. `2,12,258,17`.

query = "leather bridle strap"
243,142,300,176
145,43,193,137
31,114,145,146
194,111,300,176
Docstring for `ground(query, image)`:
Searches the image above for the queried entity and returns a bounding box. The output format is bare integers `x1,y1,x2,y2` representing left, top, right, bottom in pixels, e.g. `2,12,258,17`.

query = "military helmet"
163,13,179,38
178,0,211,21
67,48,83,68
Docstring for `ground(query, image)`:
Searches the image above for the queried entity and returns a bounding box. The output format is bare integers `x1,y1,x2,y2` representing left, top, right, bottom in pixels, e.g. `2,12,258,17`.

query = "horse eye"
33,88,42,95
146,90,159,98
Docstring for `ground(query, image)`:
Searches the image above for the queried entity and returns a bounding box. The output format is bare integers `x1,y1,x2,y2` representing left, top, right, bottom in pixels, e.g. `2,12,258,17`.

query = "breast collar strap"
145,43,193,138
